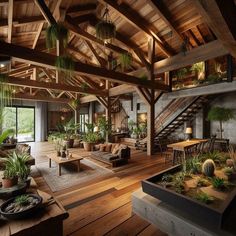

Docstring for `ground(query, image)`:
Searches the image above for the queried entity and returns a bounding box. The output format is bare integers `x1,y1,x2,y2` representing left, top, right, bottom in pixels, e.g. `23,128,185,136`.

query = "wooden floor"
30,142,170,236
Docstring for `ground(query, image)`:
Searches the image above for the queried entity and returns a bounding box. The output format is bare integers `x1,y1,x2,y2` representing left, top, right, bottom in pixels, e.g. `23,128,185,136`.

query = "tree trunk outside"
219,121,223,139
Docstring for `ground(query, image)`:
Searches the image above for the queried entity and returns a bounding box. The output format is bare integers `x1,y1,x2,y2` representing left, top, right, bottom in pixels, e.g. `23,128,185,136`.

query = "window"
79,114,89,133
2,107,35,142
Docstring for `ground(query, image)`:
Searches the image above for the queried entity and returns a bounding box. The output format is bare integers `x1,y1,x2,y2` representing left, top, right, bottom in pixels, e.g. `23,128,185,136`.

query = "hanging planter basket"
46,23,69,49
96,21,116,40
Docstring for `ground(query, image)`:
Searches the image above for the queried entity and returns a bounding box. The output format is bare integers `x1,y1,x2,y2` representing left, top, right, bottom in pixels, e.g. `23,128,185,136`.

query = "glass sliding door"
17,107,35,142
2,107,35,142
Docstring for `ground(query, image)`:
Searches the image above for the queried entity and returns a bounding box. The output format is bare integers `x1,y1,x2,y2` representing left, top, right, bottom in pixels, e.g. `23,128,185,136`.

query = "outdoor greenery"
0,74,14,110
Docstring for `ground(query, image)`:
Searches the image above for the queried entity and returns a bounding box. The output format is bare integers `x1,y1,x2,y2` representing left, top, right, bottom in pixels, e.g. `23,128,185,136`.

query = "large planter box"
141,165,236,229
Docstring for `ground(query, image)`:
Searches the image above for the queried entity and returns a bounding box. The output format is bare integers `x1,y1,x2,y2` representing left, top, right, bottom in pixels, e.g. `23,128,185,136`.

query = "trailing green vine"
46,23,69,49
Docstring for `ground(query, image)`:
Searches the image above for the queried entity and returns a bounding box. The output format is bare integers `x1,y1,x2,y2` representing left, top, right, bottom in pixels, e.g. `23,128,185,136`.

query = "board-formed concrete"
132,189,235,236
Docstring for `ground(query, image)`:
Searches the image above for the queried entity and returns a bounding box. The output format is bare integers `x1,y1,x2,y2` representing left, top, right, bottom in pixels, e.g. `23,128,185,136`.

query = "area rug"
36,158,113,192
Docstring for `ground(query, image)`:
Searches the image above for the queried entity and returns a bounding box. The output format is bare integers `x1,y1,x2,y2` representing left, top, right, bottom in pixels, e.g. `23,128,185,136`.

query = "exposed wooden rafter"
7,0,13,43
190,0,236,57
4,75,107,96
98,0,173,57
0,41,168,90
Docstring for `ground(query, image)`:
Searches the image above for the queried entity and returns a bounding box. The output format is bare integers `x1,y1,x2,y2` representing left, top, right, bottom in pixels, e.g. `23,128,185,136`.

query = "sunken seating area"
91,143,131,167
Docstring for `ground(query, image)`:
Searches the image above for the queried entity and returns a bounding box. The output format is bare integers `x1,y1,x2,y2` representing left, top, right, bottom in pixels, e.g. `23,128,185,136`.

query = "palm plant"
98,117,112,140
46,23,69,49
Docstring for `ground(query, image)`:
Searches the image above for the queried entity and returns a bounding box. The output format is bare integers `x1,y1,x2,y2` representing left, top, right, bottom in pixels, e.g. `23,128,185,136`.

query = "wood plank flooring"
30,142,169,236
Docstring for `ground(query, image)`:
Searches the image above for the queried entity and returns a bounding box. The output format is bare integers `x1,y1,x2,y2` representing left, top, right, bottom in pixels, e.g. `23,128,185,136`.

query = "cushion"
111,143,118,152
105,143,112,153
99,144,106,152
16,144,30,154
102,153,118,161
119,144,128,149
112,144,120,155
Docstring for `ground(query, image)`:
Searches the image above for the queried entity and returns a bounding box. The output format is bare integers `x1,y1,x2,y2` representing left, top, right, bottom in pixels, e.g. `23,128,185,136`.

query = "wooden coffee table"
47,153,84,176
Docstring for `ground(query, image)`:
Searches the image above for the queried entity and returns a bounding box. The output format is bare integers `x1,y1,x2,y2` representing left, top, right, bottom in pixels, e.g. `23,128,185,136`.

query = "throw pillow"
112,144,120,155
105,143,112,152
99,144,106,152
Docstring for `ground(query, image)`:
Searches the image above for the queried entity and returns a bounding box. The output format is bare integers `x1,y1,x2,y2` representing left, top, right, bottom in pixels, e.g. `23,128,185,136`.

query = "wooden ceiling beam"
67,3,97,14
98,0,173,57
89,17,149,68
34,0,57,25
64,15,128,55
4,75,107,96
14,93,70,103
80,95,97,104
73,13,94,25
67,45,92,61
190,0,236,58
154,40,228,74
84,40,107,67
0,41,168,90
147,0,183,44
7,0,13,43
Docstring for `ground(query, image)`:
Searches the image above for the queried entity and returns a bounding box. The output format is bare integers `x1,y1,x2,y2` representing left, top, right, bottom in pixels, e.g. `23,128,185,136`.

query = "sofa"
91,143,131,167
0,144,35,169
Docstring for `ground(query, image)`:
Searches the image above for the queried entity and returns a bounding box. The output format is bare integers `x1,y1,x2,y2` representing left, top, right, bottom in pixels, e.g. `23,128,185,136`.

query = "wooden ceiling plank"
7,0,13,43
147,0,183,43
98,0,173,57
190,0,236,57
67,3,97,14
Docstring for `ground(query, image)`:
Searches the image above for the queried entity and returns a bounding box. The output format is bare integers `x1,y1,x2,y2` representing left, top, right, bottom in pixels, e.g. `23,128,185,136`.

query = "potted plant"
190,62,205,80
2,166,18,188
82,132,100,151
131,126,140,139
46,23,68,49
63,119,80,148
207,106,234,139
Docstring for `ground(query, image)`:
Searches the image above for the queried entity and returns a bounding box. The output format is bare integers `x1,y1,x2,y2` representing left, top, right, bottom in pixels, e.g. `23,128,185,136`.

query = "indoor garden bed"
142,151,236,229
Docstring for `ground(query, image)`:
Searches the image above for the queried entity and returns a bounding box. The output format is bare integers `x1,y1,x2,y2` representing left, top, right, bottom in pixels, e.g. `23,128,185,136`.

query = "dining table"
167,139,208,165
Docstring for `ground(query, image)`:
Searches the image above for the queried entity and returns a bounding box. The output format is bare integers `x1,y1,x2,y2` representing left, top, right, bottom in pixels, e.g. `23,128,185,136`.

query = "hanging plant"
96,7,116,41
81,82,89,91
55,55,75,77
180,37,190,55
46,23,69,49
96,21,116,40
69,99,80,110
139,74,148,81
0,74,14,110
119,52,132,71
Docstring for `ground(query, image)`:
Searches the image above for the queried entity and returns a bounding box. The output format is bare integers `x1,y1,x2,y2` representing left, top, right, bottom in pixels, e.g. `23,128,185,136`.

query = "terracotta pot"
2,177,18,188
83,142,95,151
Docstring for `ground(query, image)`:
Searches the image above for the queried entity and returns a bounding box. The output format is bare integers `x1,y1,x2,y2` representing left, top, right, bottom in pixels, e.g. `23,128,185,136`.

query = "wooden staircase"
155,96,209,139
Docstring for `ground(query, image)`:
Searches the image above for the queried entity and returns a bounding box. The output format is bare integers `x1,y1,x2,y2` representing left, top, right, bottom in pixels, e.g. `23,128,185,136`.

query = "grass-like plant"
185,156,201,174
161,174,173,183
197,177,210,187
211,177,227,191
195,191,214,204
46,23,68,49
223,167,234,176
119,52,132,71
0,74,14,110
96,21,116,40
69,99,80,110
55,55,75,77
228,145,236,170
173,172,185,194
15,195,30,206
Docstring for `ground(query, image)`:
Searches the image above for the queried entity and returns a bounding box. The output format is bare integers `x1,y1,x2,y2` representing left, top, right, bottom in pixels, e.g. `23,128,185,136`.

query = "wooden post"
105,80,111,142
147,37,155,156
